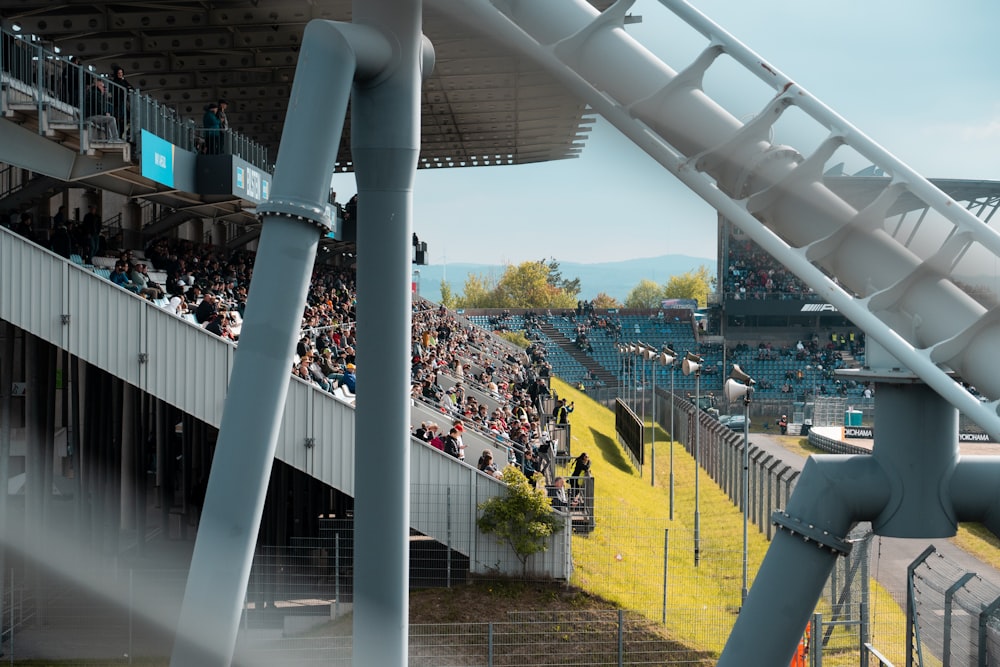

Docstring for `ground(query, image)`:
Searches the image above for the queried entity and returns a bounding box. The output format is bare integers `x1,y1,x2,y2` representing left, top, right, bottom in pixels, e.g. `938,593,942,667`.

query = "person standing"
569,452,591,490
109,64,134,141
216,99,230,152
202,101,221,153
553,397,574,425
443,428,462,459
82,203,101,261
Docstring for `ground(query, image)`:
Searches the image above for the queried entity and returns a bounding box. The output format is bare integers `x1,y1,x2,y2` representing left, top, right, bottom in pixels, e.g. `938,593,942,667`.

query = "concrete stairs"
537,320,617,386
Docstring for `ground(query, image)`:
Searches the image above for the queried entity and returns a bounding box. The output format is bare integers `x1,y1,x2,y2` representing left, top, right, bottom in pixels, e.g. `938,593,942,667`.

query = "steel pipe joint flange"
256,197,334,233
771,510,851,556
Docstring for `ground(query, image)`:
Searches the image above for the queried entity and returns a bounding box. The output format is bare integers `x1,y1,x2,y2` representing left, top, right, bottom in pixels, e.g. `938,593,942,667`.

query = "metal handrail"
0,24,272,171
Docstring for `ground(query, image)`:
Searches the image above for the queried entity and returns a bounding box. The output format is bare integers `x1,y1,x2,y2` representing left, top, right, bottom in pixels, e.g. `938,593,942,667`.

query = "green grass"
550,378,911,662
954,523,1000,571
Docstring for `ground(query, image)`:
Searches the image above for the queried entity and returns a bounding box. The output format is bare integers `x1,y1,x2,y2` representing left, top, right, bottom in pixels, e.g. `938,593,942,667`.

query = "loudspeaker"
724,378,753,402
682,352,702,376
660,348,676,365
730,364,754,385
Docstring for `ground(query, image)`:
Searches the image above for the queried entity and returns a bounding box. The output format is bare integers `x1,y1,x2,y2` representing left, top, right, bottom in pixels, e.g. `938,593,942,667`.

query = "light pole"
659,348,677,501
637,343,648,453
628,343,638,410
643,344,656,486
725,364,756,604
619,343,632,407
646,345,676,488
682,351,703,567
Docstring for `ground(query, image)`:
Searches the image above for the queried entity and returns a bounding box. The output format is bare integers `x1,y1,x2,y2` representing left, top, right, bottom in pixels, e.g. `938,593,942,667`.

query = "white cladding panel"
303,388,355,493
0,229,68,347
144,305,232,425
66,259,146,387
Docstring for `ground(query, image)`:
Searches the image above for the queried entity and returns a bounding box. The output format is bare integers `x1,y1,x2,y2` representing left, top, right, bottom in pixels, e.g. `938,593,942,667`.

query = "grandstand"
4,1,1000,666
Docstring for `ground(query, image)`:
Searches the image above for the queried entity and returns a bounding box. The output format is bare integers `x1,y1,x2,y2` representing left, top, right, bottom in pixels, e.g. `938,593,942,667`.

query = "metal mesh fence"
909,546,1000,667
233,611,716,667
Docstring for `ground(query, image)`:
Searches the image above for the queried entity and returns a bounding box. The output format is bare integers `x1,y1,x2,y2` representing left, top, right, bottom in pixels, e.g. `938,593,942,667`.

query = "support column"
350,1,428,665
718,455,889,666
171,19,390,667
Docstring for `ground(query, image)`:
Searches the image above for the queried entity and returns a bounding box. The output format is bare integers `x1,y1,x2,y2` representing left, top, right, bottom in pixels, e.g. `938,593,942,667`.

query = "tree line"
439,259,714,310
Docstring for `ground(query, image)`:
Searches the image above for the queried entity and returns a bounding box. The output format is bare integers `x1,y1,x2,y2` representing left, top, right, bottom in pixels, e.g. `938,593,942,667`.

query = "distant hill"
413,255,716,303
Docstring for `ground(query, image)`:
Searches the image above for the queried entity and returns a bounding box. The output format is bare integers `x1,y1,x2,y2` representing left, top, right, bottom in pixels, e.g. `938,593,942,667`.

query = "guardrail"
0,25,271,170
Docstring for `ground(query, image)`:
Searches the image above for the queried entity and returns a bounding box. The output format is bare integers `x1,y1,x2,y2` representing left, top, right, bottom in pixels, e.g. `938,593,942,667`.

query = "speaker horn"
660,347,676,366
682,352,702,376
729,364,755,386
724,378,753,403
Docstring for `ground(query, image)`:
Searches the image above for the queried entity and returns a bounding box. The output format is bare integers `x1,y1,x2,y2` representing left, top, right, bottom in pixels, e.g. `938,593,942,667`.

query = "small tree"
477,466,564,576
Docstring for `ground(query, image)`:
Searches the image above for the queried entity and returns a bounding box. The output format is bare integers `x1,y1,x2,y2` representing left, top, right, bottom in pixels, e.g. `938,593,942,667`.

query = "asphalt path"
749,432,1000,605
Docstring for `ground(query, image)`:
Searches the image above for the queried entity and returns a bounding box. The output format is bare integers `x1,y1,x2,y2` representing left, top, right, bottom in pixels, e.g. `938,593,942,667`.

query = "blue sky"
333,0,1000,267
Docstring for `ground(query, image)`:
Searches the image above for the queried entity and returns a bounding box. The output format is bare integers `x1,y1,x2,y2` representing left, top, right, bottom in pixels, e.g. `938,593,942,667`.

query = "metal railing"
1,24,271,170
907,545,1000,667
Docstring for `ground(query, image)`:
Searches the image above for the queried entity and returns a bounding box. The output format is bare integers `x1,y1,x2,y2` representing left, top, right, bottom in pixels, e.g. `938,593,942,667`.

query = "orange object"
790,623,810,667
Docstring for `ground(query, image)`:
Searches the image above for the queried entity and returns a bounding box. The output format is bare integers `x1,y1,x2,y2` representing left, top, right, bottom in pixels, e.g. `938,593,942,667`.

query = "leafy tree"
498,330,531,349
624,278,665,309
456,272,496,309
664,265,714,308
544,257,581,299
439,280,456,309
591,292,621,309
477,466,564,576
456,260,578,310
495,261,555,308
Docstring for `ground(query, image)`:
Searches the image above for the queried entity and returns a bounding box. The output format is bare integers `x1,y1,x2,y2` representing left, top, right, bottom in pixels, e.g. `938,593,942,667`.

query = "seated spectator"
84,78,120,141
547,476,579,510
204,312,227,338
414,422,429,442
338,363,356,393
195,292,218,324
477,450,501,479
109,261,139,293
130,262,164,300
426,423,444,451
165,293,188,316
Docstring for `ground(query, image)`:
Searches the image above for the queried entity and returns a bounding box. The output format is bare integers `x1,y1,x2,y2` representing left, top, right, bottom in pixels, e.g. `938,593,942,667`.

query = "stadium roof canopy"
0,0,614,171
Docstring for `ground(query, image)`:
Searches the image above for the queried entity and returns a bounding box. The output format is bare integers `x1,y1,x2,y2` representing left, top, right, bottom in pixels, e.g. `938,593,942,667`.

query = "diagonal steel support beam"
170,20,393,667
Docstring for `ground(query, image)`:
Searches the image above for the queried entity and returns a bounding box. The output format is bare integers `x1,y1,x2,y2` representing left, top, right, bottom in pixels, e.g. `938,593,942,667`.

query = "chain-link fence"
233,609,716,666
908,545,1000,666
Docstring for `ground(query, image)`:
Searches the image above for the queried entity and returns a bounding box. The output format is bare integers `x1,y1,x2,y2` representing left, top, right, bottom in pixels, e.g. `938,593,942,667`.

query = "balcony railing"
0,26,272,171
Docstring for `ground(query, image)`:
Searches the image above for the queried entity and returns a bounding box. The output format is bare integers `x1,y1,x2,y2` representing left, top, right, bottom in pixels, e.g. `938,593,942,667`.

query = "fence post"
860,534,871,667
564,512,572,584
618,608,624,667
978,594,1000,667
447,486,452,588
662,528,669,625
943,572,976,667
335,533,341,620
766,459,782,534
753,452,771,529
732,438,742,503
488,621,494,667
906,545,936,667
810,613,823,667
